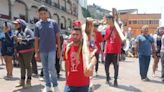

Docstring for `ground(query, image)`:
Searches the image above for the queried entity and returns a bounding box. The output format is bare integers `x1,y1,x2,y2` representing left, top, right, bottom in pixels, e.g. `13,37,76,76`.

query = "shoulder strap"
108,27,115,39
144,35,152,43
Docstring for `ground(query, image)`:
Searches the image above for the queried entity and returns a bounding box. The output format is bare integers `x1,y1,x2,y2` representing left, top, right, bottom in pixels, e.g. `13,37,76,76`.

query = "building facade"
0,0,79,30
119,10,161,37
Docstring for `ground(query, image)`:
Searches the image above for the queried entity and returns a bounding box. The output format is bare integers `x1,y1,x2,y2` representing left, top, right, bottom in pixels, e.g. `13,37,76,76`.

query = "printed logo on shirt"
70,52,80,72
49,24,54,30
110,31,117,43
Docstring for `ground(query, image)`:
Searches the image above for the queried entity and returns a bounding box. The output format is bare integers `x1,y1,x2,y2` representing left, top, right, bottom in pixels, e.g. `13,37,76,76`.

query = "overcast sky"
87,0,164,25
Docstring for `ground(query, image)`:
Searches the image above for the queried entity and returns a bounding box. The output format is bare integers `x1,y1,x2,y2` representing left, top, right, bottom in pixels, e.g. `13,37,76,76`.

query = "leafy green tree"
82,7,91,18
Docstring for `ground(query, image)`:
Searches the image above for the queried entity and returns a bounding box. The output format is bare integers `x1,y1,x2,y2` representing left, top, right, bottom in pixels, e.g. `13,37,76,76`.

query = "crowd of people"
0,5,164,92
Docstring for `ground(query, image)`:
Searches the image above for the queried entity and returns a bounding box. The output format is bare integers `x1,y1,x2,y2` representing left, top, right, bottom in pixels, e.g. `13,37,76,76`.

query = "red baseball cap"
73,20,81,29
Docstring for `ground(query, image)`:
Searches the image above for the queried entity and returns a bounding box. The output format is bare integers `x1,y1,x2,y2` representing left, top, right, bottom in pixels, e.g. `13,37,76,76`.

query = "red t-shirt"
64,45,89,86
95,30,103,53
104,26,122,54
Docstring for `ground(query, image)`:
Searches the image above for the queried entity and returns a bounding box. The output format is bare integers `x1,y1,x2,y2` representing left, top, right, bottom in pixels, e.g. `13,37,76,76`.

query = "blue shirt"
136,34,154,56
35,19,60,53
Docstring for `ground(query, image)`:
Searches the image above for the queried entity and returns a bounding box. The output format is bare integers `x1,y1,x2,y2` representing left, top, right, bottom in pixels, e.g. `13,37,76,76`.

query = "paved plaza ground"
0,57,164,92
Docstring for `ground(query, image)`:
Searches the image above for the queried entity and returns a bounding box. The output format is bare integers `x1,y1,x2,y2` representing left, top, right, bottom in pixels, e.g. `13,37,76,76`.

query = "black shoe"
114,80,118,87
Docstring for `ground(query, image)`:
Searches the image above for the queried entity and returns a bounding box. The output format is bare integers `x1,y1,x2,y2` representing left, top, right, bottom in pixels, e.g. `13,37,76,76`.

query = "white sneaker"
89,83,95,92
42,86,52,92
54,86,60,92
39,77,44,81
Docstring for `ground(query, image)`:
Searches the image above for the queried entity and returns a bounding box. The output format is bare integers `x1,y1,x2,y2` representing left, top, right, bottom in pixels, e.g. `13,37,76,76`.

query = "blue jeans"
40,51,58,87
64,86,89,92
139,55,151,79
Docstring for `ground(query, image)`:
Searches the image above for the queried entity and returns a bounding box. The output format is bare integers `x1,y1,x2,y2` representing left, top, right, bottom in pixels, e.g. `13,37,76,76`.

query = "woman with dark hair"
13,19,34,88
0,22,14,79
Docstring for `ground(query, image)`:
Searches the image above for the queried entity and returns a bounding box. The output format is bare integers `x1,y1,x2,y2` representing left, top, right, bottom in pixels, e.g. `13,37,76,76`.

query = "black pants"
31,53,38,75
55,56,60,76
40,68,43,77
95,53,99,72
105,53,119,81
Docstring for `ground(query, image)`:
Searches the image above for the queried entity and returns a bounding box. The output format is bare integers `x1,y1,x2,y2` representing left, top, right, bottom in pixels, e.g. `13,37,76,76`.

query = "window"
138,20,142,24
149,20,151,24
155,20,159,24
129,20,131,24
143,20,147,24
133,20,137,24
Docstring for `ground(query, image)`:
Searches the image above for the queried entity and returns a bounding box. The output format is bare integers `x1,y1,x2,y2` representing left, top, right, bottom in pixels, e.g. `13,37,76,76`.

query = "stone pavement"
0,57,164,92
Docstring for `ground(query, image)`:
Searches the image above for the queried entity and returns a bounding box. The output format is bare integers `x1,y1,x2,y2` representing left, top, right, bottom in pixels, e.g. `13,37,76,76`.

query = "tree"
82,7,91,18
